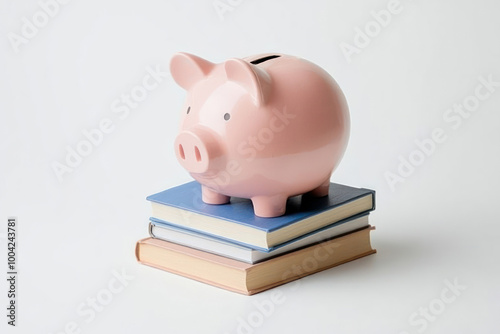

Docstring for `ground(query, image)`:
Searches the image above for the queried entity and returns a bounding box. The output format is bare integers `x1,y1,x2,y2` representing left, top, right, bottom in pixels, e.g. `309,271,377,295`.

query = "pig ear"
170,52,214,90
224,59,270,106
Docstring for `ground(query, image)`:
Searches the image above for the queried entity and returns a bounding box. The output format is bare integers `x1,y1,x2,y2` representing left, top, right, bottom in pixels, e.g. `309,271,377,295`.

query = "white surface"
1,0,499,333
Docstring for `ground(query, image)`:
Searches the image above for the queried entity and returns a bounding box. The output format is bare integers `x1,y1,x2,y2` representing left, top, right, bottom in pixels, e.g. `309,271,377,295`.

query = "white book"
149,213,369,264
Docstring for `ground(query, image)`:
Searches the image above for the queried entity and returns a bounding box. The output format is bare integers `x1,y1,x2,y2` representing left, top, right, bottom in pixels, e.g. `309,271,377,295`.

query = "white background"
1,0,500,333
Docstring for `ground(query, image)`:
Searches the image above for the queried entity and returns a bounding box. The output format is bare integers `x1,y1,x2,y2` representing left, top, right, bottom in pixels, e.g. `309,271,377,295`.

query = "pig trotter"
309,179,330,197
251,195,288,218
202,185,230,205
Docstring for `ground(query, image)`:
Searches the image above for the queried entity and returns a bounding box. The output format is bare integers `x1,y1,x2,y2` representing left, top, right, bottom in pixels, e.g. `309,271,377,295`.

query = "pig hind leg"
251,194,288,218
308,178,331,197
202,185,230,205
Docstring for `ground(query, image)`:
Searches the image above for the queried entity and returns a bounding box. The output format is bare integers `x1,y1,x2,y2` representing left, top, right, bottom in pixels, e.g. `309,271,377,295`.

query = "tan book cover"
136,226,376,295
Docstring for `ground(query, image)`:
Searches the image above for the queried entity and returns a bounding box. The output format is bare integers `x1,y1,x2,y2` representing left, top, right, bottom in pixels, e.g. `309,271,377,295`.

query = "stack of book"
136,181,376,295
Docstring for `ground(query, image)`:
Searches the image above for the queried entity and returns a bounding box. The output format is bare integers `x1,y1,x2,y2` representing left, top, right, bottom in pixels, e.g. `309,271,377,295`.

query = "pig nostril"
179,144,185,160
194,146,201,162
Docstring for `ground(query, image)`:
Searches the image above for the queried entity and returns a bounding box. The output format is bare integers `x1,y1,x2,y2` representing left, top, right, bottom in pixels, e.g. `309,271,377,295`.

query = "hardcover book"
147,181,375,250
149,213,370,263
136,226,376,295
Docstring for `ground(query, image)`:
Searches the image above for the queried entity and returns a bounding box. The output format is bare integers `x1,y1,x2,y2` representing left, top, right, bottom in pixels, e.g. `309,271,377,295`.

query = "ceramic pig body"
170,53,350,218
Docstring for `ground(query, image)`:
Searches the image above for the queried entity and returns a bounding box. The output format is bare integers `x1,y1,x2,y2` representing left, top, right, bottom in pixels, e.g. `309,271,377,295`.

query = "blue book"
147,181,375,251
149,213,370,262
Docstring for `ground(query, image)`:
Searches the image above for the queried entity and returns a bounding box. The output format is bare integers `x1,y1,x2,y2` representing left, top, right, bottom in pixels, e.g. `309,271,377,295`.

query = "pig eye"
186,106,191,114
224,113,230,121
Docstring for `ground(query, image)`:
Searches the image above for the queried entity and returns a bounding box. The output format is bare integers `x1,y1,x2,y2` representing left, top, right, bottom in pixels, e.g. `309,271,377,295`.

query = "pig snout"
174,128,222,174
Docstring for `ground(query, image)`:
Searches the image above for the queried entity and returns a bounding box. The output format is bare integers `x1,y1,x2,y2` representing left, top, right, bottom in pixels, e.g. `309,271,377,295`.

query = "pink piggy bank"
170,53,350,218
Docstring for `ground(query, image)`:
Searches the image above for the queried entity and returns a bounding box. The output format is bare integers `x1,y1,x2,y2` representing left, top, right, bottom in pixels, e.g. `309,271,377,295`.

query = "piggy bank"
170,52,350,218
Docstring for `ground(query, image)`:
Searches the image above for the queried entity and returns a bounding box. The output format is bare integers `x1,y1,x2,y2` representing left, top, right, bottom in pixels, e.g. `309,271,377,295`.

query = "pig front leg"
251,195,288,218
201,185,230,205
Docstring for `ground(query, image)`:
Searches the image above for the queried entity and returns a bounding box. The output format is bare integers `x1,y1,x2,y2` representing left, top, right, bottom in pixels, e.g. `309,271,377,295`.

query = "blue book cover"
150,212,370,254
146,181,375,249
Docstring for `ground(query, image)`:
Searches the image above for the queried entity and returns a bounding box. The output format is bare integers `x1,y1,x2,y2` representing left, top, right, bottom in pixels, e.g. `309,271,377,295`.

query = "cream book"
149,213,370,264
136,226,376,295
